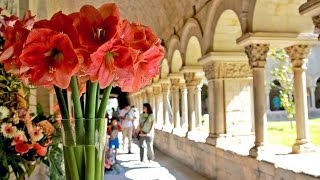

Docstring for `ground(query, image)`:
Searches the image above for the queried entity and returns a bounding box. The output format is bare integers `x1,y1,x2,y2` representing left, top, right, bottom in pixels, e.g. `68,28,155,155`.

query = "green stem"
84,82,98,180
54,86,79,180
96,86,100,114
70,76,85,179
95,85,112,179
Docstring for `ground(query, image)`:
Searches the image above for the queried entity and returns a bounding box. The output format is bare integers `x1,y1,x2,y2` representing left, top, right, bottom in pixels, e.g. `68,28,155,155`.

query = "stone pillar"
146,87,155,113
184,73,197,137
310,86,316,109
245,44,269,158
195,82,203,128
153,86,163,129
180,83,188,131
137,93,143,114
265,89,271,112
171,79,182,135
285,45,314,153
161,83,172,132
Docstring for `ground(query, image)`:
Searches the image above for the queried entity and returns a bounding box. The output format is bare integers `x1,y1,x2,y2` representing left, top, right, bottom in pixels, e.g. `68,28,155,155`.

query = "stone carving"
161,83,170,92
184,72,202,86
203,61,252,80
153,86,161,94
245,44,269,68
285,45,310,68
170,79,180,91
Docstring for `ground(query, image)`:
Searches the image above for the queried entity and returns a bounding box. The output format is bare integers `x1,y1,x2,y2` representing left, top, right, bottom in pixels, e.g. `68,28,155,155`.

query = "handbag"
137,114,149,140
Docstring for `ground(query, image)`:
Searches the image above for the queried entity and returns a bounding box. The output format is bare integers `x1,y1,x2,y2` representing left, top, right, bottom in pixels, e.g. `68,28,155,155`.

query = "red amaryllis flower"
88,40,140,88
33,143,47,156
20,28,80,89
116,45,164,92
117,20,161,52
15,141,30,154
33,11,80,48
73,3,120,52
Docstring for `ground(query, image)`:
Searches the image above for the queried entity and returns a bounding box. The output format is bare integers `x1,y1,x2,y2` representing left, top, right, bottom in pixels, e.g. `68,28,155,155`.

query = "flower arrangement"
0,63,62,179
0,3,164,180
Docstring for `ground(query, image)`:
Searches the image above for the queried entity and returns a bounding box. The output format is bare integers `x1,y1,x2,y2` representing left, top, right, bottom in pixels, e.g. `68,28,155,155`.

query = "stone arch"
180,18,203,56
202,0,245,53
166,35,181,65
185,36,202,66
213,9,244,52
247,0,313,33
312,73,320,87
160,58,169,79
171,50,183,73
315,78,320,108
269,80,284,111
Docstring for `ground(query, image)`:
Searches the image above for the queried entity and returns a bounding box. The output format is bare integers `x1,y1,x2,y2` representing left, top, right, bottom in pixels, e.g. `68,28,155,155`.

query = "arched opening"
315,78,320,108
185,36,201,66
213,9,243,52
201,84,209,132
251,0,313,33
171,50,183,73
269,80,284,111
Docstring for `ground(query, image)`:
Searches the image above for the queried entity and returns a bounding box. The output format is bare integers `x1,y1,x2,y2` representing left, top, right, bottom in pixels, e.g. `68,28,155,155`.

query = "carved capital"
184,72,203,86
153,86,161,95
161,83,170,93
245,44,269,68
285,45,310,68
170,79,180,91
203,61,252,80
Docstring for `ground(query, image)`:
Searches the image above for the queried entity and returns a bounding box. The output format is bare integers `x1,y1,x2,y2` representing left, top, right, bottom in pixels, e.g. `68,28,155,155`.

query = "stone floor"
104,139,208,180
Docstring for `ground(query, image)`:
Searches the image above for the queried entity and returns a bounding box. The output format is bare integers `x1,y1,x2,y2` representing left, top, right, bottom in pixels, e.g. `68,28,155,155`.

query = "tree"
268,48,295,128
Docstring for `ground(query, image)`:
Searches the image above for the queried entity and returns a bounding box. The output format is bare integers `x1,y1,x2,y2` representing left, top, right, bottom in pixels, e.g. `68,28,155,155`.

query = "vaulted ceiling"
43,0,209,41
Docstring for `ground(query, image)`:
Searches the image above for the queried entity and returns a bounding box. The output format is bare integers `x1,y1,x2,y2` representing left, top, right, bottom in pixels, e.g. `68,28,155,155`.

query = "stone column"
153,86,163,129
285,45,314,153
138,93,143,114
180,83,188,131
171,79,182,135
245,44,269,158
184,73,197,137
310,86,316,109
195,81,203,128
265,89,271,112
146,87,155,113
161,83,172,132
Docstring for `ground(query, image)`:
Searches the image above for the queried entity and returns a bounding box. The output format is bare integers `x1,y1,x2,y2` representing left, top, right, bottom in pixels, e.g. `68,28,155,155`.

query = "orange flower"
15,141,30,154
19,28,80,88
33,143,47,156
88,39,139,88
12,130,27,145
30,126,44,142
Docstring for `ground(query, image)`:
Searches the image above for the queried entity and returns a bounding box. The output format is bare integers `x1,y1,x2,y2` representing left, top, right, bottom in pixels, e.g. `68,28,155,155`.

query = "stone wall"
224,79,253,135
154,130,319,180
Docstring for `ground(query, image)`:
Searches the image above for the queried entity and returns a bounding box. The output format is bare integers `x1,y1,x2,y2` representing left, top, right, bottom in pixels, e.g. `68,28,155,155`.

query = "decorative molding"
237,32,317,47
199,52,248,65
184,72,202,86
203,61,252,80
299,0,320,16
245,44,269,68
285,45,310,68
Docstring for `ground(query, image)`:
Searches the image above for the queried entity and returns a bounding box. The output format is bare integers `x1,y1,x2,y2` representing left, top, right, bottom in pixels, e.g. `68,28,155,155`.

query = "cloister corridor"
16,0,320,179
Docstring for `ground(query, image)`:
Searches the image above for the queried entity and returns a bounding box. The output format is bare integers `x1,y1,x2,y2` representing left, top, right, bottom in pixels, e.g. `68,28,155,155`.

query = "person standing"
119,104,134,154
138,103,155,163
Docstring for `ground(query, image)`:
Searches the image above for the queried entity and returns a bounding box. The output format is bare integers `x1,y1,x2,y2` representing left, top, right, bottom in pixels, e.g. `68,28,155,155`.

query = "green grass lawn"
268,118,320,147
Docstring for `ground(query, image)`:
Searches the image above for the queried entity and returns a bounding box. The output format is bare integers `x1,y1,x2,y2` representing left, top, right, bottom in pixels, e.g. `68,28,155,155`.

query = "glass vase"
61,118,107,180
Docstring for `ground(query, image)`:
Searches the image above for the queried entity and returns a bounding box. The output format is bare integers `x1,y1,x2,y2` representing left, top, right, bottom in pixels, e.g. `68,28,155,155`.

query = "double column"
285,45,314,153
170,78,182,135
184,71,203,139
199,54,227,146
161,81,172,132
153,85,163,129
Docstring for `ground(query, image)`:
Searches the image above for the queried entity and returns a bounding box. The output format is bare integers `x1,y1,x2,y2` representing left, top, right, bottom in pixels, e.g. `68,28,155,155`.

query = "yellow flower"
0,106,10,120
1,122,17,138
